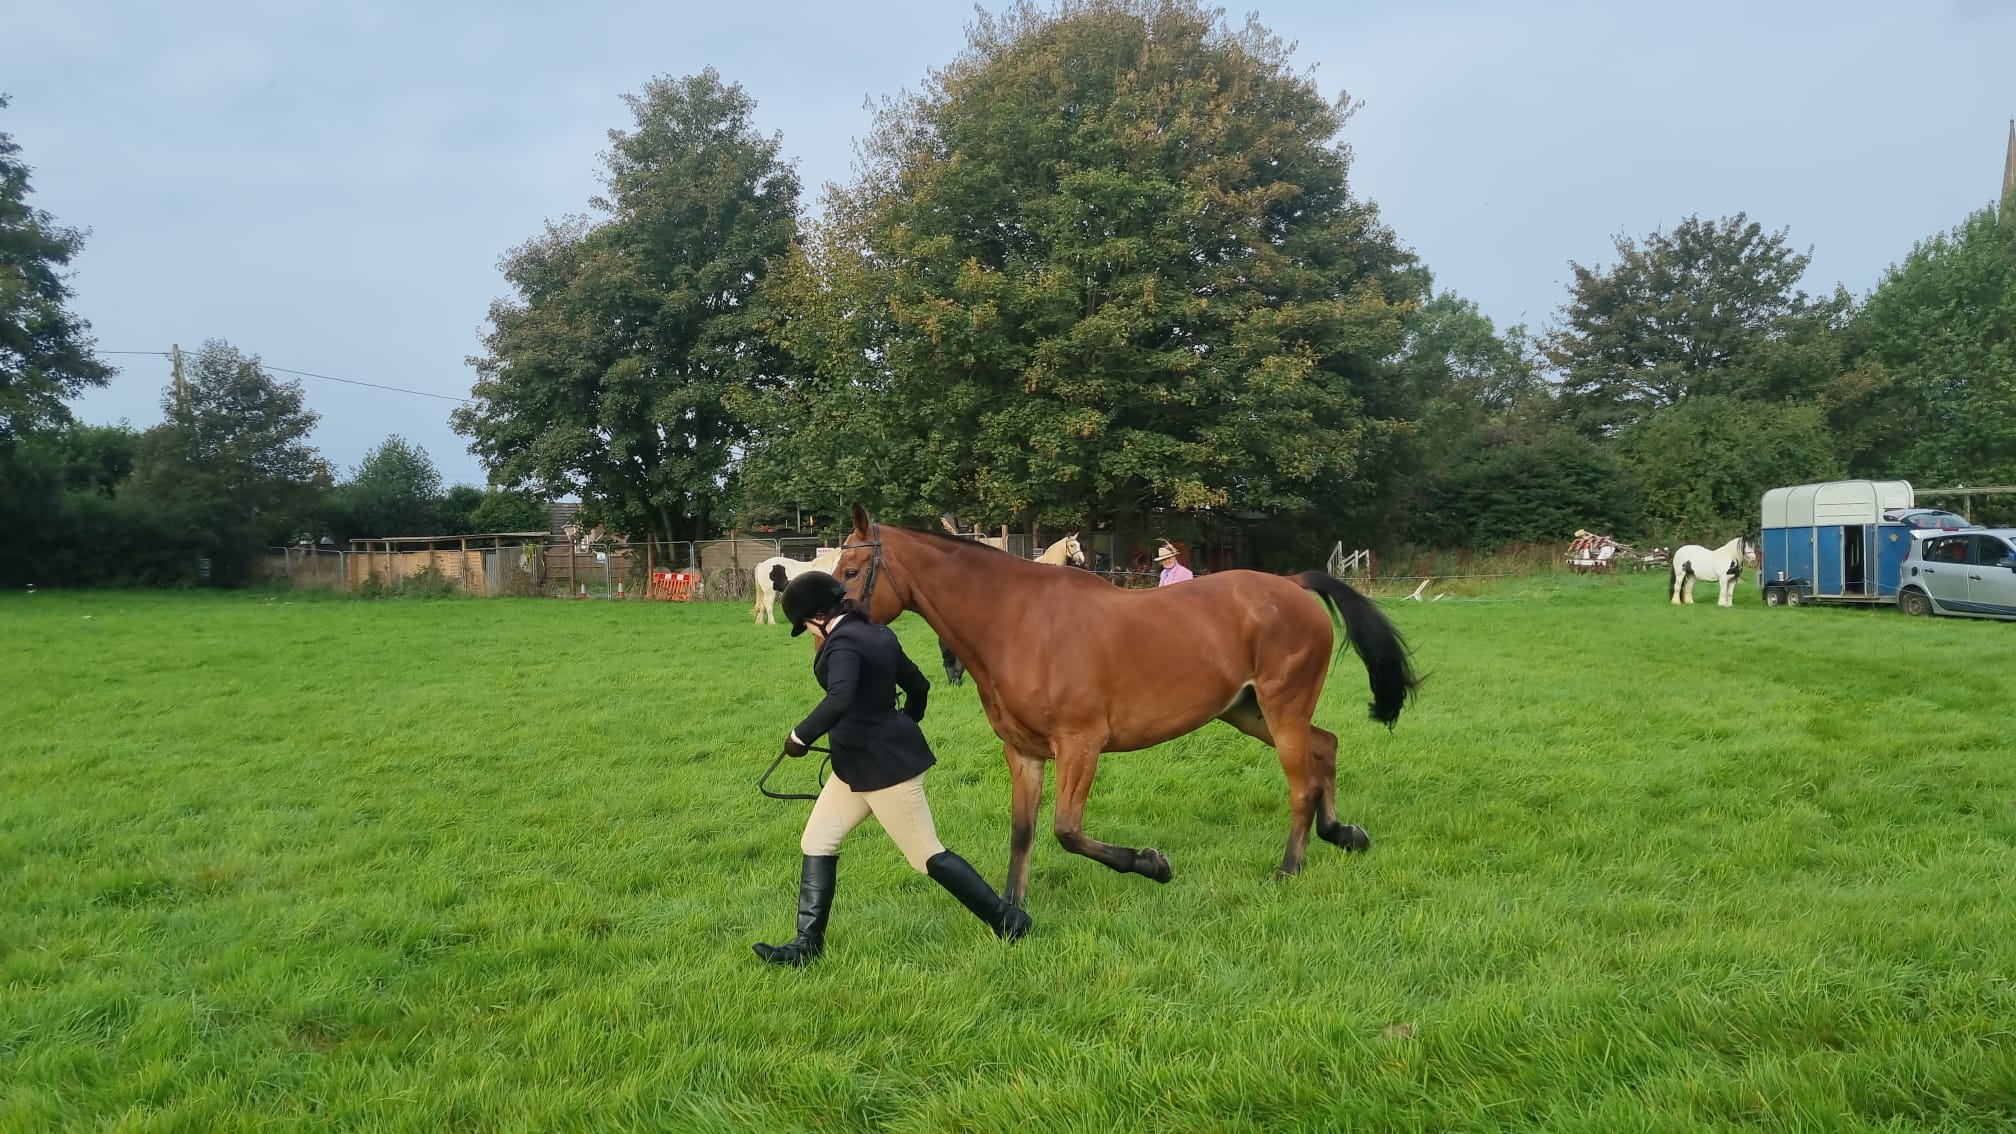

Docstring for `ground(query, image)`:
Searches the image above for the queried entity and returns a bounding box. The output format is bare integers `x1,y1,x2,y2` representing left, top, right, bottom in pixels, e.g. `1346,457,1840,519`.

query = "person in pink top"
1154,543,1193,585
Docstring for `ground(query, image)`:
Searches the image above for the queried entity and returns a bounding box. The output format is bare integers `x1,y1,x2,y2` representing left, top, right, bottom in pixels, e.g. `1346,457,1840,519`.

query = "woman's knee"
897,840,944,874
800,817,849,857
801,829,845,857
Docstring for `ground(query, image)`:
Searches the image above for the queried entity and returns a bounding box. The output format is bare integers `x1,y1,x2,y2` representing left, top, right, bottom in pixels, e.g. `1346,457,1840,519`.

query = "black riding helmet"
781,570,850,637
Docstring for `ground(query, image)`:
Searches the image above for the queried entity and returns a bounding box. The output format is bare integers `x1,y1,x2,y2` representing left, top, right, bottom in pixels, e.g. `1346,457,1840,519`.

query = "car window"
1901,510,1971,530
1973,536,2016,566
1925,537,1968,564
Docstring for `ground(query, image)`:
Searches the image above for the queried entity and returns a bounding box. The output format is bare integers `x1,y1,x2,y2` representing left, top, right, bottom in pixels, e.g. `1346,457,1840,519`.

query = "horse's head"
836,503,908,624
1064,533,1086,566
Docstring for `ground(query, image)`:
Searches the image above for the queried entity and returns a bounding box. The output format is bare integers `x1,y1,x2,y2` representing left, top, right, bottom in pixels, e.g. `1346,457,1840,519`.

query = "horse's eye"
844,568,860,580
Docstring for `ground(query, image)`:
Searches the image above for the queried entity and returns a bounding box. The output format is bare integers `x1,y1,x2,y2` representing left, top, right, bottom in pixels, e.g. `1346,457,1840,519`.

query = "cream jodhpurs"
800,771,946,872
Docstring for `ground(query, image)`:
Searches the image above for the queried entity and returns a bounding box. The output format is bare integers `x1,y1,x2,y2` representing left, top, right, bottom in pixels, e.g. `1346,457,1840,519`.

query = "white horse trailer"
1758,480,1915,607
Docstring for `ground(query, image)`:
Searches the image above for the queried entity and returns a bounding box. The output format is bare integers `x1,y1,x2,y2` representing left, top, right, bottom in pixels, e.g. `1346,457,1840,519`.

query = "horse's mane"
900,526,1017,555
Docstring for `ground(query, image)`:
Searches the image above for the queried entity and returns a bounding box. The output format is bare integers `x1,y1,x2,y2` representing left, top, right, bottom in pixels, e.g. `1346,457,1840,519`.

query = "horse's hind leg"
1221,695,1369,867
1049,739,1172,884
1308,725,1371,853
1265,715,1319,878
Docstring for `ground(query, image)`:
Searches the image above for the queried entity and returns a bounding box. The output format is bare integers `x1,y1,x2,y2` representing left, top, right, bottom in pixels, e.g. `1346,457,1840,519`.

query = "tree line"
6,1,2014,586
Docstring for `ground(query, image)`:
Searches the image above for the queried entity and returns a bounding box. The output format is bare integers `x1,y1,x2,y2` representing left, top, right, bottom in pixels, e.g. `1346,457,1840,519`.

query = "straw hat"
1154,544,1180,564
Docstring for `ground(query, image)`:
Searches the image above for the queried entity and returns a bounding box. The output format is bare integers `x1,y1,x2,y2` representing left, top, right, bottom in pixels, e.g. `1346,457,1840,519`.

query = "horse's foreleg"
1004,747,1044,907
1050,740,1171,884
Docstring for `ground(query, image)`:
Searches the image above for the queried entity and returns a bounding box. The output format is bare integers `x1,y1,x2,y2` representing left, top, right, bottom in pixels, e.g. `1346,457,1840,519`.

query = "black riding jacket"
794,617,935,791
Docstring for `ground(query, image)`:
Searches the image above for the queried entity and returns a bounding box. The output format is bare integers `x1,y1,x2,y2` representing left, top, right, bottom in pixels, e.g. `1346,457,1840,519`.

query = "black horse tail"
1297,571,1418,727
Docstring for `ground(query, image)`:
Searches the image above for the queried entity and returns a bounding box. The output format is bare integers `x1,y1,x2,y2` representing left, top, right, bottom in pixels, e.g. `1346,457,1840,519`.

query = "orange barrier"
649,570,696,602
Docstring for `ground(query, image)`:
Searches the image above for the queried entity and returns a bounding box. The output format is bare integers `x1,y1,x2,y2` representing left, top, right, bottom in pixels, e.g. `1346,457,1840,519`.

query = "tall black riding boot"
753,854,836,966
925,850,1031,941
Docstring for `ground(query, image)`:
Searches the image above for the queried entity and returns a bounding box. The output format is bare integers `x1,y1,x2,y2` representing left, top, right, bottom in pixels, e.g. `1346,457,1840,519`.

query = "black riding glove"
783,733,810,758
903,697,926,724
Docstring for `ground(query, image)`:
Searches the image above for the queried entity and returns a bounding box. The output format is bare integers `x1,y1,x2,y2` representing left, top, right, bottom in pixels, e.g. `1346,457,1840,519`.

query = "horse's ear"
850,503,872,535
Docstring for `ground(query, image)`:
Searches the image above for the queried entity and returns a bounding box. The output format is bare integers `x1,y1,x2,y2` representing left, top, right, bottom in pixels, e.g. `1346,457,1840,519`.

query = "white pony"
1033,533,1086,567
752,549,841,624
1669,536,1758,607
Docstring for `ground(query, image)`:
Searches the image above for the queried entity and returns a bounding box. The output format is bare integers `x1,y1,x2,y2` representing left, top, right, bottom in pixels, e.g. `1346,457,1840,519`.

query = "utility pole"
171,343,186,411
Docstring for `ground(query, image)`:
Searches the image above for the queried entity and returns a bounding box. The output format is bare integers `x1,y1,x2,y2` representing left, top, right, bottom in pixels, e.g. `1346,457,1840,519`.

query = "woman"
753,570,1031,966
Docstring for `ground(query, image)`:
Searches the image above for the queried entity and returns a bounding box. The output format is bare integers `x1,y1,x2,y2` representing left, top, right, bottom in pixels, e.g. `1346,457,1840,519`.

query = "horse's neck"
892,533,1047,678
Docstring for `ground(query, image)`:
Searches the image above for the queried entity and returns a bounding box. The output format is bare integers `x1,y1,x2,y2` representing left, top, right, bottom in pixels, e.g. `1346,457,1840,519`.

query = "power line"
102,351,474,404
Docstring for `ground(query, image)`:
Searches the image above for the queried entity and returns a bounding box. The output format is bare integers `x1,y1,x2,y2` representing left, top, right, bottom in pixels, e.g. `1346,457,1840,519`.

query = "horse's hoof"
1138,848,1173,884
1320,823,1372,852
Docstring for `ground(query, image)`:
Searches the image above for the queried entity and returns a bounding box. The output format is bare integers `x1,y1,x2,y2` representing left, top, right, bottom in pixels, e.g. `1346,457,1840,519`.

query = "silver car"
1898,527,2016,620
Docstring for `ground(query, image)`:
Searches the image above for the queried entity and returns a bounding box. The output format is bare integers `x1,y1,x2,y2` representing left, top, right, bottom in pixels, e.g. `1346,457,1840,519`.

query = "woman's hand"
783,733,810,758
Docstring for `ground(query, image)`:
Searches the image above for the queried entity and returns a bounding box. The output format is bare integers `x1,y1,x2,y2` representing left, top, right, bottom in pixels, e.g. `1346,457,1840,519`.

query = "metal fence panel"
776,537,831,562
692,538,782,601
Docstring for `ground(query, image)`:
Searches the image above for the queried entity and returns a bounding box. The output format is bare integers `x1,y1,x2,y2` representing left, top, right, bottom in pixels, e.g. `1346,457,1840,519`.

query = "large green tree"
1,93,119,581
1620,395,1840,539
1430,426,1644,550
1845,203,2016,485
1544,214,1835,436
1383,290,1541,533
465,489,551,534
457,70,800,544
335,434,444,538
129,341,328,582
743,0,1420,551
1,95,112,448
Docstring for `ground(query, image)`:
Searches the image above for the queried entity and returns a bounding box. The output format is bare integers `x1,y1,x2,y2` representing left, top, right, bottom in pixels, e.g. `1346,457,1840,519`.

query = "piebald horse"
830,505,1417,905
1668,536,1757,607
752,550,841,624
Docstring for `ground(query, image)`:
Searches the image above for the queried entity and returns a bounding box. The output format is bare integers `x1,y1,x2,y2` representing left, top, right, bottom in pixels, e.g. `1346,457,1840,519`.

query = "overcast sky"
6,0,2012,486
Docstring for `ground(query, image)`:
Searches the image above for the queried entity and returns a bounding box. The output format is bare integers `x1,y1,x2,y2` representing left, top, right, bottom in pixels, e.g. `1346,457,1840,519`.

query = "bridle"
839,522,895,616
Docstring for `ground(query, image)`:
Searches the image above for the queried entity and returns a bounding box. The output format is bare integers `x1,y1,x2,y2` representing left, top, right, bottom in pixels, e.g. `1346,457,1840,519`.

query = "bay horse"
829,505,1417,906
1668,535,1757,607
942,533,1085,686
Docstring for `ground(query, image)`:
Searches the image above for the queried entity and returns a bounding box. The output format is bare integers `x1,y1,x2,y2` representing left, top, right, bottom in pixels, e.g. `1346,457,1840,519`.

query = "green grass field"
5,578,2016,1132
